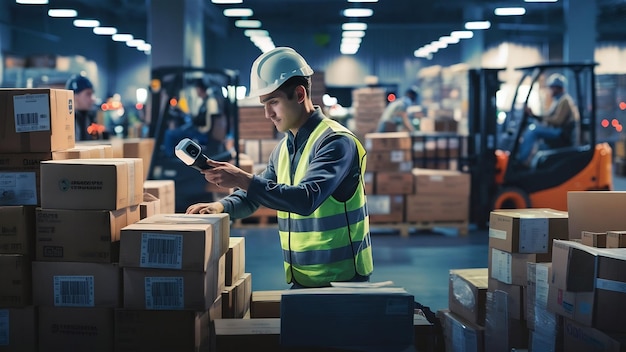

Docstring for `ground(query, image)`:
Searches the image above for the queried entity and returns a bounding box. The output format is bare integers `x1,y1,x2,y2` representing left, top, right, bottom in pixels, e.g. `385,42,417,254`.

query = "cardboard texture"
0,205,35,255
37,307,113,352
0,254,32,307
448,268,488,326
567,191,626,240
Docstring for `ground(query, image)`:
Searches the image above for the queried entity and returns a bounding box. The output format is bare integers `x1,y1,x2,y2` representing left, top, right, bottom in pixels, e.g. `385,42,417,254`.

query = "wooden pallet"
233,206,277,227
370,220,469,237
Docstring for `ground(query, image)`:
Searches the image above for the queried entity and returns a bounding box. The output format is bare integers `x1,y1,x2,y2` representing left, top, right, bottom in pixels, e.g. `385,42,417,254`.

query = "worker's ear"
295,85,306,104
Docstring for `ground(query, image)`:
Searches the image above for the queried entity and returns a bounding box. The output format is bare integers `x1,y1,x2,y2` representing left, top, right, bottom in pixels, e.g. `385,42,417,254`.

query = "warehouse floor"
233,173,626,312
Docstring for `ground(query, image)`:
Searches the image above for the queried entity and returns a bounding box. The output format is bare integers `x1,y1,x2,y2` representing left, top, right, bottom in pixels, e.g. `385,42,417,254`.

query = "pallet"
233,206,277,227
370,220,469,237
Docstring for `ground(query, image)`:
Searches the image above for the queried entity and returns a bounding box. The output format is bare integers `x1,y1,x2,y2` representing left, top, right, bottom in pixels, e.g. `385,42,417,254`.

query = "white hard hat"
547,73,566,88
248,47,314,98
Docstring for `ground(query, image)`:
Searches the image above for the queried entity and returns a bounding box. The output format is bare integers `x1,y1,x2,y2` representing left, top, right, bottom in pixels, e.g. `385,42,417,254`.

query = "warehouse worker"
517,73,580,164
376,88,418,132
65,74,97,141
186,47,374,288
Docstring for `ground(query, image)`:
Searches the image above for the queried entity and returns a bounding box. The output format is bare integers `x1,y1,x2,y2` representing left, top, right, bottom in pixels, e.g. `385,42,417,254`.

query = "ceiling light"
223,8,253,17
342,22,367,31
138,43,151,51
494,7,526,16
211,0,243,3
127,39,145,47
93,27,117,35
439,35,460,44
342,8,374,17
112,33,133,42
348,0,378,2
464,21,491,30
244,29,269,37
235,19,262,28
340,44,359,55
431,41,448,49
524,0,557,2
450,30,474,39
342,30,366,38
73,19,100,28
48,9,77,17
342,37,362,44
16,0,48,4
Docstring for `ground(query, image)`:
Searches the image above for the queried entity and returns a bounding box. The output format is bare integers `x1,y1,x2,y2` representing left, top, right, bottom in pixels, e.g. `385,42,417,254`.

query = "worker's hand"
201,159,253,190
186,202,224,214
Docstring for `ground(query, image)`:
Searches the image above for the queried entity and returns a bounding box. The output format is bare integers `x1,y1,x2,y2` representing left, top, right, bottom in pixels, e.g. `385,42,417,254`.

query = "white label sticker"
490,248,512,284
140,233,183,269
0,309,8,346
13,94,51,132
519,218,549,253
489,228,507,240
53,275,95,307
366,195,390,215
535,264,550,308
0,172,37,205
389,150,406,162
145,277,184,310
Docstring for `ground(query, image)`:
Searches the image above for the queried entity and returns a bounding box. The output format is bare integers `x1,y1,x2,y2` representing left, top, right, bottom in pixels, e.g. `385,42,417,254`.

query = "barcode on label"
145,277,184,310
16,113,39,125
140,233,183,269
53,276,95,307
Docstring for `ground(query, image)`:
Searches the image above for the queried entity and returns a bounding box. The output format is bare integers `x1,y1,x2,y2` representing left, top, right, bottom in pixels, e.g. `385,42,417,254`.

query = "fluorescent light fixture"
112,33,133,42
342,37,362,44
524,0,557,2
73,19,100,28
250,36,273,45
495,7,526,16
235,19,262,28
340,44,359,55
127,39,146,47
348,0,378,2
244,29,269,37
93,27,117,35
48,9,77,17
431,40,448,49
439,35,460,44
223,8,253,17
211,0,242,3
414,49,431,58
16,0,48,4
465,21,491,30
342,8,373,17
342,30,366,38
138,43,151,51
342,22,367,31
450,30,474,39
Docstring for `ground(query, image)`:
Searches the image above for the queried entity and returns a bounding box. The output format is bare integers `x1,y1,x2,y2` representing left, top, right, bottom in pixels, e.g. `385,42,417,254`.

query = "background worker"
376,88,419,132
186,47,374,289
193,79,231,158
518,73,580,164
65,74,98,140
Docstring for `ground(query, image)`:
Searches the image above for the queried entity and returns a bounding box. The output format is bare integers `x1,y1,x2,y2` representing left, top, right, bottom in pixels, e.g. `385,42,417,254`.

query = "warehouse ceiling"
6,0,626,45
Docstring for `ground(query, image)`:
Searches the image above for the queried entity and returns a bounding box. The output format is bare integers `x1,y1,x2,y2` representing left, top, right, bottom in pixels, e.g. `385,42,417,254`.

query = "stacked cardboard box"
143,179,176,214
116,213,234,351
238,106,276,140
32,158,144,352
352,87,387,141
484,208,569,351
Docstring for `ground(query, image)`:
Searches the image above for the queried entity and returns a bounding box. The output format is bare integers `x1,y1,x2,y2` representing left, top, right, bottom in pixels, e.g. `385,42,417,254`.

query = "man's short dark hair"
278,76,311,100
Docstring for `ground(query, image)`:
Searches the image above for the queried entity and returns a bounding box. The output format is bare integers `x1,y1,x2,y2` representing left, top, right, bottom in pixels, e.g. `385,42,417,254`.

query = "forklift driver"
517,73,580,165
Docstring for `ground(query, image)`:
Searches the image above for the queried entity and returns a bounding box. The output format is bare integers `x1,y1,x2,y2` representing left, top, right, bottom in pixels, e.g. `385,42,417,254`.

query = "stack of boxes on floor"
350,87,387,141
363,132,470,228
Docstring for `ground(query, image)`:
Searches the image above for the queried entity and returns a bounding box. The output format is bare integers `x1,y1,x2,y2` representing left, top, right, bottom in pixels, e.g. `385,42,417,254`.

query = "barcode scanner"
174,138,214,171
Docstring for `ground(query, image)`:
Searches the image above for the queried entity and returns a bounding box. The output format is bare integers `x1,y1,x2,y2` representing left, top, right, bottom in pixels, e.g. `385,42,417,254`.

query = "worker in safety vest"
186,47,374,288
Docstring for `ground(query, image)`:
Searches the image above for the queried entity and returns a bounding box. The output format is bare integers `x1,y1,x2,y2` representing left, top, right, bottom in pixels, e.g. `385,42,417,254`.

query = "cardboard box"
114,309,210,352
213,318,281,352
567,191,626,239
563,317,626,352
366,150,412,172
250,290,284,319
31,261,121,308
122,266,221,311
581,231,607,248
115,138,155,181
38,307,113,352
488,208,568,255
526,262,553,331
0,306,37,352
607,231,626,248
484,290,529,351
550,240,598,292
374,171,414,195
0,88,75,153
367,194,404,223
405,194,469,223
439,310,484,352
595,250,626,333
221,272,252,319
488,247,541,286
225,237,245,286
487,278,524,321
547,284,594,327
0,254,31,307
448,268,488,326
0,205,35,255
411,168,470,196
364,132,412,151
35,208,129,263
280,287,414,350
143,180,176,214
40,158,143,210
139,197,161,220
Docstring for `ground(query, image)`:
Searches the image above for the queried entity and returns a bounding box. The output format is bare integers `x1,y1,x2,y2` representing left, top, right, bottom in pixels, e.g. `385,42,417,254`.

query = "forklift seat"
530,144,590,170
543,119,578,150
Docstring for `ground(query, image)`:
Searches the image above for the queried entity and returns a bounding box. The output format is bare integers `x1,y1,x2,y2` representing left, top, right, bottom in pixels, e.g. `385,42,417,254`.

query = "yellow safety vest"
276,118,374,287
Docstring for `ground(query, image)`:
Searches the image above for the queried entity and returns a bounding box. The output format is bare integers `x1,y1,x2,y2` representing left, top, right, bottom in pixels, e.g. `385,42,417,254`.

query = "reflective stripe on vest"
277,118,373,287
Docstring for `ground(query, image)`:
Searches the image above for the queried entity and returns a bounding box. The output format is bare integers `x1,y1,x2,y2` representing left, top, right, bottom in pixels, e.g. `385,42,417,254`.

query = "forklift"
468,63,613,227
146,67,240,213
